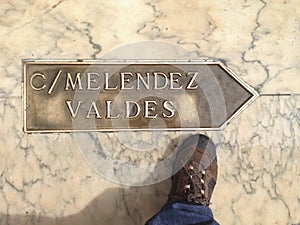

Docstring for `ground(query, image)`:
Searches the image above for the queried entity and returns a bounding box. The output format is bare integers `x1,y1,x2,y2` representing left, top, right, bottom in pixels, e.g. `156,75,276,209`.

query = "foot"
168,134,218,206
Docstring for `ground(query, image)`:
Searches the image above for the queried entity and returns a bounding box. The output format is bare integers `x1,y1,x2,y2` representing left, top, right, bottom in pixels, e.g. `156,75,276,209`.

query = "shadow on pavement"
0,179,170,225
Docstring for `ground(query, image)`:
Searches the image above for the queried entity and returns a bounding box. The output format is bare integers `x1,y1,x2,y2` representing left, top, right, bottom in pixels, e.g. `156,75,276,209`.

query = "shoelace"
181,160,210,205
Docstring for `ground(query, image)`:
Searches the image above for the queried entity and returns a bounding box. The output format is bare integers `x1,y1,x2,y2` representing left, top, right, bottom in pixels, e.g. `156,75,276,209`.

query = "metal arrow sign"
23,59,258,133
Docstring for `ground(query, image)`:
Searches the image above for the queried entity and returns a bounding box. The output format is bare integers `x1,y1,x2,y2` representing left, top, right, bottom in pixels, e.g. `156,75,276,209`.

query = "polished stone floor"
0,1,299,224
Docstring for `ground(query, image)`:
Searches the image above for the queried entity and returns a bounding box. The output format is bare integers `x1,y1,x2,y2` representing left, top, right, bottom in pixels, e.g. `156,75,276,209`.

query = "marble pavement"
0,0,299,224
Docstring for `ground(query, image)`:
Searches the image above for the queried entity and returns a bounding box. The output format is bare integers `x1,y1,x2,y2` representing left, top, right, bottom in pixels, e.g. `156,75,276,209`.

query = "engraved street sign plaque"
23,60,258,132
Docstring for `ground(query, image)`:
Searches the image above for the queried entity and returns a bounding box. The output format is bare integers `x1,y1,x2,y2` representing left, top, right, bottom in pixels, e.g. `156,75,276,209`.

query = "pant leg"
145,202,219,225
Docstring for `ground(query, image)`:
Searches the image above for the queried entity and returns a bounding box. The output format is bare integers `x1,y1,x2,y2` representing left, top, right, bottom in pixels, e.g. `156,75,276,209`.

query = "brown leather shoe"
168,134,218,206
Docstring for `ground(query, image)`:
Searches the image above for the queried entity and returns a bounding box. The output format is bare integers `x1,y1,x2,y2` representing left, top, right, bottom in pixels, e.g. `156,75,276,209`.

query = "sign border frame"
22,59,259,133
